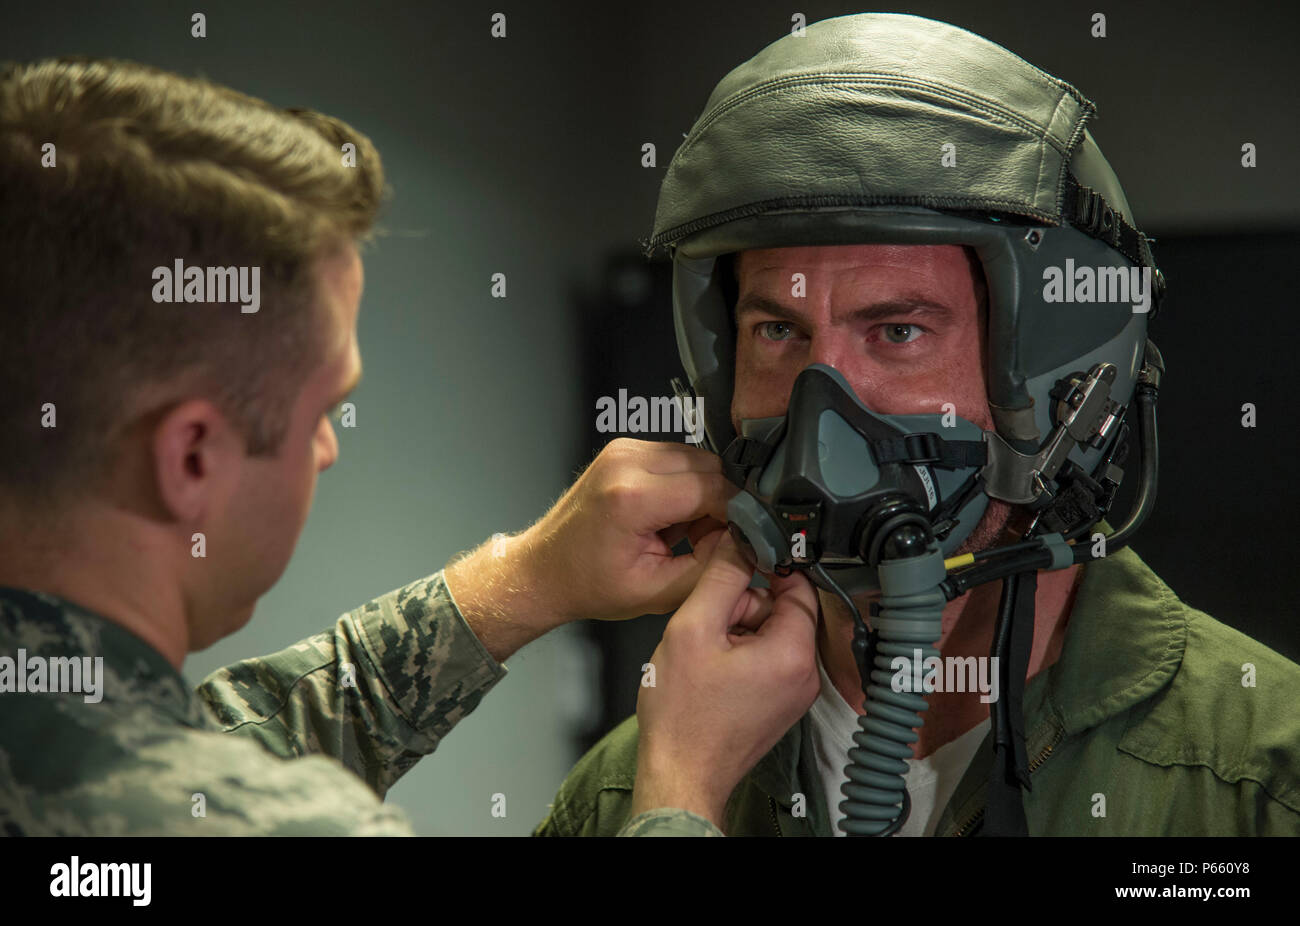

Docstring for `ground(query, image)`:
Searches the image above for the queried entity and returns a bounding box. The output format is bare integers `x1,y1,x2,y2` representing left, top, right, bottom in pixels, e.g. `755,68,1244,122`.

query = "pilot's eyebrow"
735,293,956,326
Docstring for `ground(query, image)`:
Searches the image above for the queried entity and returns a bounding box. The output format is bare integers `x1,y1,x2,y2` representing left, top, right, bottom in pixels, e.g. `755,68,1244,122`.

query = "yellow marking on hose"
944,553,975,571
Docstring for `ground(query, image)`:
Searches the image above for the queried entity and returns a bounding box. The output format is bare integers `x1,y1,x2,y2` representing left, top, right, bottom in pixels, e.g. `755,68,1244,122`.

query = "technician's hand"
445,438,733,662
629,532,820,830
521,437,735,622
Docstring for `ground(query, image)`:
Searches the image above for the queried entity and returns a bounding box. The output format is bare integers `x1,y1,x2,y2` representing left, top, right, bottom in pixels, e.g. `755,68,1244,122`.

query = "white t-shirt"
807,647,990,836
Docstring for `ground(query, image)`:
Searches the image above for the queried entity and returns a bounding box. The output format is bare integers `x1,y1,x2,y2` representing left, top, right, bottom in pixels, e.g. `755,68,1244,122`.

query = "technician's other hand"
630,532,820,829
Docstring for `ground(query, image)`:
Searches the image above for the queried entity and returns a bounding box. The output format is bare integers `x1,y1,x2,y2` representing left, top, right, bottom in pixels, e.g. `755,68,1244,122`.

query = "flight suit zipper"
952,726,1064,836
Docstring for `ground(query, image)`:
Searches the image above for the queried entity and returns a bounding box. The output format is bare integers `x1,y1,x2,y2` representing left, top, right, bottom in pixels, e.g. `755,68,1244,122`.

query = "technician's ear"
151,399,245,523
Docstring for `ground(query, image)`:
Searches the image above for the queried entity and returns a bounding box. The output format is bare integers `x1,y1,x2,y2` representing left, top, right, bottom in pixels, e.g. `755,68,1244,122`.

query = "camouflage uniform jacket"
536,544,1300,836
0,571,706,836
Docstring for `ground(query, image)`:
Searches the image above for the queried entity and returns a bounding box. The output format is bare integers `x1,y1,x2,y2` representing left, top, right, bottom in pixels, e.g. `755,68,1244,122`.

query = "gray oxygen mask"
722,364,990,594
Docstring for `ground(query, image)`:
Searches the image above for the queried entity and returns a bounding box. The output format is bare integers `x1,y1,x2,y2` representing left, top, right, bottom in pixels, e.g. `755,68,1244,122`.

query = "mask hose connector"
818,500,950,836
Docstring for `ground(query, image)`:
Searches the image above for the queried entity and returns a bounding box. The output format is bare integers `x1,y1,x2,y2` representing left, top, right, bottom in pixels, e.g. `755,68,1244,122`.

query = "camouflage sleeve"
616,808,725,837
194,571,507,798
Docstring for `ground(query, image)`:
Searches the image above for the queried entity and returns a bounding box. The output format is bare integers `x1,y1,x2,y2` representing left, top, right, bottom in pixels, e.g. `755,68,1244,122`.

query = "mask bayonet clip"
981,362,1120,506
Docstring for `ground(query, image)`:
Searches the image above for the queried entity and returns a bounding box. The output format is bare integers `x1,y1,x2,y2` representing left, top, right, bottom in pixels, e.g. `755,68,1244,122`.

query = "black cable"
810,560,862,628
1093,385,1158,554
942,548,1054,599
969,538,1046,563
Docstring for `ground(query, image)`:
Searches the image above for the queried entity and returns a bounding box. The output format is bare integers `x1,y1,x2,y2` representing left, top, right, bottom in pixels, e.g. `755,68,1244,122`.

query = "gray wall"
4,0,1296,834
